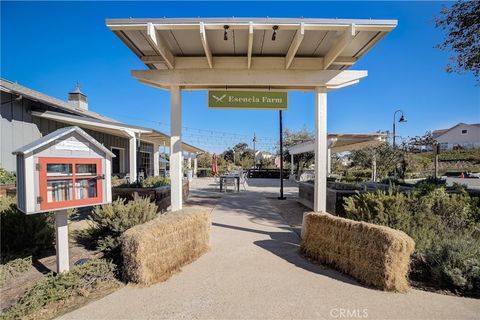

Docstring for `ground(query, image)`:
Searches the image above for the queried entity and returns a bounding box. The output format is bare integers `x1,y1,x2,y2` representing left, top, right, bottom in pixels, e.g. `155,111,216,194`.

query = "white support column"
290,153,294,175
193,156,198,177
170,86,182,211
327,148,332,174
372,153,377,182
313,88,328,213
124,130,137,182
302,88,327,238
55,210,69,273
187,154,192,169
153,143,160,176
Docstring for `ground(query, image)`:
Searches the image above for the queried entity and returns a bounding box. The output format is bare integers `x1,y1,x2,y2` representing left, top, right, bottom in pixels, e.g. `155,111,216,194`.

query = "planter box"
112,180,189,213
247,169,290,179
298,181,360,217
0,184,16,198
197,168,211,178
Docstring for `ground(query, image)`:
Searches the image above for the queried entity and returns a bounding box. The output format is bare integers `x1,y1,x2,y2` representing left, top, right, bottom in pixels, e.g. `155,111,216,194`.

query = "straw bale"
122,207,211,286
300,212,414,292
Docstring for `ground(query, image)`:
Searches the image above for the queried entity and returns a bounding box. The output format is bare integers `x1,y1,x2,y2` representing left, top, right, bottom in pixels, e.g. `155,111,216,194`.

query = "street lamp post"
252,133,257,168
392,110,407,148
392,109,407,179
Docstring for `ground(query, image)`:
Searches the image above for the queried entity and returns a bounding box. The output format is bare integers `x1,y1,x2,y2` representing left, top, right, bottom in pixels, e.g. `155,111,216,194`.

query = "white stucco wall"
435,124,480,149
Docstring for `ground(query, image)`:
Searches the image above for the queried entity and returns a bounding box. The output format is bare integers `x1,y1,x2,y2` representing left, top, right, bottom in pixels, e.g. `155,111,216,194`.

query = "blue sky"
1,1,479,153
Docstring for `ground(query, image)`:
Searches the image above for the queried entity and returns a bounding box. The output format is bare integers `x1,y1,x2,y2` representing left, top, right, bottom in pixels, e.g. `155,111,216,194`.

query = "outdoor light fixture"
272,25,279,41
223,25,229,41
392,109,407,148
392,109,407,179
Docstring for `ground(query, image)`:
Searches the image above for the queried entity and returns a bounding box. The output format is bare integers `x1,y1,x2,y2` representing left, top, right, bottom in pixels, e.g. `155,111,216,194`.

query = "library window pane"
47,180,73,203
46,164,72,176
75,178,97,199
76,164,97,176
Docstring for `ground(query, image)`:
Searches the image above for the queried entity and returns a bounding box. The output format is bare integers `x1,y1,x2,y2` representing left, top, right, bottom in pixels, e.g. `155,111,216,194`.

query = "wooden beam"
323,24,356,70
332,56,357,65
145,22,175,69
143,55,356,68
247,21,254,69
108,21,396,32
199,22,213,68
285,23,305,69
162,56,364,70
141,56,169,65
132,69,367,90
354,31,387,58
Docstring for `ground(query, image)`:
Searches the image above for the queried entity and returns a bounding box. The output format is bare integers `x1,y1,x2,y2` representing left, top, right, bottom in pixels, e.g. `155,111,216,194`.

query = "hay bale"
122,207,211,286
300,212,415,292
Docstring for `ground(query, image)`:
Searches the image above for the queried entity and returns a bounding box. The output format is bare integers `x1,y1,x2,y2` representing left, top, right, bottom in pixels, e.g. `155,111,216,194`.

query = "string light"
101,112,313,153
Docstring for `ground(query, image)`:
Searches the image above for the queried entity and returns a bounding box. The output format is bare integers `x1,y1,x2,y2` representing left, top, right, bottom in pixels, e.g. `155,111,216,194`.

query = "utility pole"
252,133,257,168
278,110,286,200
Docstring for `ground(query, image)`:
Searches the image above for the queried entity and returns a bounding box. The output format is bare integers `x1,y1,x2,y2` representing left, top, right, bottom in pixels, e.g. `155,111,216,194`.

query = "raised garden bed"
247,168,290,179
112,180,189,213
0,184,16,198
298,181,362,217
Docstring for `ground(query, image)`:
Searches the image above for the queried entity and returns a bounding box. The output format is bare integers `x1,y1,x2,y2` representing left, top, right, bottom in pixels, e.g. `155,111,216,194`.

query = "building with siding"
432,123,480,150
0,78,203,180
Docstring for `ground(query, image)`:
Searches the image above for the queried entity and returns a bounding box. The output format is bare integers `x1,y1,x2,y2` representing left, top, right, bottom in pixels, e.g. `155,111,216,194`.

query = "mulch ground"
0,214,112,315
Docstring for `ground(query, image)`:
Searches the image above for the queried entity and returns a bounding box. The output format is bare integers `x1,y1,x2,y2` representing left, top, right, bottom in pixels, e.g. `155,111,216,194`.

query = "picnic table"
219,174,240,192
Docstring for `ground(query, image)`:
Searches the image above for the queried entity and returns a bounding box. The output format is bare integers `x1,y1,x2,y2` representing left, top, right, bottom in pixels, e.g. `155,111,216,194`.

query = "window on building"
138,142,153,177
111,148,124,174
461,129,468,134
139,151,152,178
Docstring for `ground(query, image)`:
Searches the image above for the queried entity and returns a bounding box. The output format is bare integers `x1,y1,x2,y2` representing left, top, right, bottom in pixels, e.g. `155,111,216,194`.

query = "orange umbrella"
212,154,219,176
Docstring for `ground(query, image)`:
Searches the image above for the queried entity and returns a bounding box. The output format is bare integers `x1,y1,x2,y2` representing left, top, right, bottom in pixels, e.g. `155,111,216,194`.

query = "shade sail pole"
170,86,182,211
314,88,327,212
278,110,286,200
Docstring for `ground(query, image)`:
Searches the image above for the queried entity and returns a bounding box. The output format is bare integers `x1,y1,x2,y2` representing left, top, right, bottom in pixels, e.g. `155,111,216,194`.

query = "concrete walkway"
60,178,480,320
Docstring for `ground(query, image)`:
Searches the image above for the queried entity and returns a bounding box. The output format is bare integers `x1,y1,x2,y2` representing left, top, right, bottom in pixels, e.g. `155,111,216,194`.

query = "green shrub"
141,176,170,188
0,168,16,185
2,258,116,320
341,169,372,183
344,185,480,296
117,176,170,188
424,232,480,294
86,195,157,265
111,175,120,186
424,188,474,232
438,148,480,162
344,188,412,231
0,197,54,260
0,256,32,287
413,177,446,195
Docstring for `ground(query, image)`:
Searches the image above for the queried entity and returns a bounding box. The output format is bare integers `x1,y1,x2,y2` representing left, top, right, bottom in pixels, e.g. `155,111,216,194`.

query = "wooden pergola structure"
107,17,396,213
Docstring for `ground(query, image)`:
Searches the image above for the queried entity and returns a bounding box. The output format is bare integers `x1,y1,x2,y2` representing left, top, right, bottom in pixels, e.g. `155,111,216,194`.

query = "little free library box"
13,126,114,215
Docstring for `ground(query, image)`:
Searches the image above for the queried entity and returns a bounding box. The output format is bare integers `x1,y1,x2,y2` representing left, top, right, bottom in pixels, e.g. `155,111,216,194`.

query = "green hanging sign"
208,90,288,110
